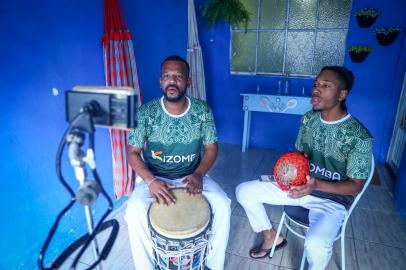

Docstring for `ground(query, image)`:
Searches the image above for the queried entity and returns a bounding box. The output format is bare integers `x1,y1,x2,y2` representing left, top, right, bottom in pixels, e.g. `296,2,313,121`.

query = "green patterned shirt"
128,97,217,179
295,111,373,209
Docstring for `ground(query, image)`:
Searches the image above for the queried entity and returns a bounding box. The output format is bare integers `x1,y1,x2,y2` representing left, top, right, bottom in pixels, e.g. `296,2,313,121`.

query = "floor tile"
357,185,398,214
90,144,406,270
226,214,284,265
69,222,133,269
225,252,287,270
279,230,306,269
58,258,90,270
351,208,406,249
355,240,406,270
106,202,127,226
325,238,358,270
376,163,396,192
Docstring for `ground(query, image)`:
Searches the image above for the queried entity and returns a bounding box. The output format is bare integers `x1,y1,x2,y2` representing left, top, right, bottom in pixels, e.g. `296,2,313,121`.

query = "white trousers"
236,180,347,270
125,175,231,270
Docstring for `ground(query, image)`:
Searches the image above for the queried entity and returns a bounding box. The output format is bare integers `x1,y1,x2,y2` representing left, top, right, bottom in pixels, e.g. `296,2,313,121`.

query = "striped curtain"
102,0,142,199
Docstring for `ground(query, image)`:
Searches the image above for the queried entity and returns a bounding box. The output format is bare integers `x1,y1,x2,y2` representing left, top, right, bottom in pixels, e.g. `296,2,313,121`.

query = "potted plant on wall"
375,28,401,46
349,45,372,63
354,8,380,28
202,0,250,29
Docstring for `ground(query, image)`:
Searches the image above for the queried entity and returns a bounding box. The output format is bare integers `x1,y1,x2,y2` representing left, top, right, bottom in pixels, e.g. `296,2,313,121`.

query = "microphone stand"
38,103,119,270
67,131,102,270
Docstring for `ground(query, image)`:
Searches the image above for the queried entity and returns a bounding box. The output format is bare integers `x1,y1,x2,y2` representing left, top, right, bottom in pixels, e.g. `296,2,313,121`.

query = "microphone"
76,180,101,206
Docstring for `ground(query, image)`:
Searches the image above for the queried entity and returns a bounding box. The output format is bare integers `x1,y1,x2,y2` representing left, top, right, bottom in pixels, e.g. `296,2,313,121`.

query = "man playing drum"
236,66,373,270
125,55,231,270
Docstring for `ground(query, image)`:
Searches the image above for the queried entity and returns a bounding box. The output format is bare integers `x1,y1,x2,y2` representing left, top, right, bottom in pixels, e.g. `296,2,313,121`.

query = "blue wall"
124,0,406,159
0,0,108,268
123,0,406,159
192,0,406,160
1,0,406,269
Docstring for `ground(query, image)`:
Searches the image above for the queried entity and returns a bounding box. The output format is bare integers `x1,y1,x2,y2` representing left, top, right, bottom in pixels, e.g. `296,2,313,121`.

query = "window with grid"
231,0,352,77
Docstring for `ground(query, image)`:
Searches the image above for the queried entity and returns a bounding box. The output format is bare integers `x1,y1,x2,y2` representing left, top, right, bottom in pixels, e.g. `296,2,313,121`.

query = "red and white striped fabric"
102,0,142,199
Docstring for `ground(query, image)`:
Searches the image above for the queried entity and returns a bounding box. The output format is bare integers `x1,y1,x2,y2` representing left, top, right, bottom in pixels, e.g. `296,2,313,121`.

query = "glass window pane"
235,0,258,30
260,0,286,29
230,0,351,76
288,0,317,29
257,31,285,73
286,31,314,75
313,30,347,75
231,32,257,72
319,0,352,28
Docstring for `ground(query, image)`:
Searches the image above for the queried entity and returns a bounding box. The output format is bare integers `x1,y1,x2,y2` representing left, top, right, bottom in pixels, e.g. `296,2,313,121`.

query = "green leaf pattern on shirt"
296,111,373,180
128,97,217,148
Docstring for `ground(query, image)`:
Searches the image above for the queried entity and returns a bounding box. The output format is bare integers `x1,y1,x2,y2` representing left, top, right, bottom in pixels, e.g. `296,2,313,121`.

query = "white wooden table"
241,92,311,152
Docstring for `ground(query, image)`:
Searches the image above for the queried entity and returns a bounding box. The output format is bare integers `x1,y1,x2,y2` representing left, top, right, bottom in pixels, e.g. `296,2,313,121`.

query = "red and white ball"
274,152,309,191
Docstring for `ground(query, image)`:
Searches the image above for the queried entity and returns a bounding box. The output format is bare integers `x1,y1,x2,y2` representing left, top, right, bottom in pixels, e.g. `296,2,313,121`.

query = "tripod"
38,103,119,270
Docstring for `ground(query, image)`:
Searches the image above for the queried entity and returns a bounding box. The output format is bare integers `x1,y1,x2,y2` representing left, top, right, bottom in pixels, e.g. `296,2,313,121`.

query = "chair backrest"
345,154,375,218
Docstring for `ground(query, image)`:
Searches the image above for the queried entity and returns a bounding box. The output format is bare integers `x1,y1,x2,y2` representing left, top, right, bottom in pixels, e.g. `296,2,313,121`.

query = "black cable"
39,111,87,269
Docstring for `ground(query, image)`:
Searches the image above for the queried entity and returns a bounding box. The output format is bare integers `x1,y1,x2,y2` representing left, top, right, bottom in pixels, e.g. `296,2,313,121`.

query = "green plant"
375,28,401,46
202,0,251,29
375,27,401,35
349,45,373,53
354,8,380,18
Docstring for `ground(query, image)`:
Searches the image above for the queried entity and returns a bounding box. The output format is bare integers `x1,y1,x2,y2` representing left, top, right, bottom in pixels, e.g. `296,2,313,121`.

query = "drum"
274,152,309,190
148,188,212,270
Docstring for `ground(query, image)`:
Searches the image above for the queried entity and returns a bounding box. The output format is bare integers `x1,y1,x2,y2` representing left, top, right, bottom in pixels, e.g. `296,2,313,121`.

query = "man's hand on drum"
148,178,176,205
182,172,203,195
288,175,317,199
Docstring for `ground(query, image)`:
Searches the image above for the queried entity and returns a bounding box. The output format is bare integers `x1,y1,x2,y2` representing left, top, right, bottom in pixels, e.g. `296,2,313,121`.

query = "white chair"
269,156,375,270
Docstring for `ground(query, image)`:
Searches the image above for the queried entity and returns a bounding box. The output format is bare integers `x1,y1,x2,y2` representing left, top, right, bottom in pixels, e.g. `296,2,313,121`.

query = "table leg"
242,110,251,152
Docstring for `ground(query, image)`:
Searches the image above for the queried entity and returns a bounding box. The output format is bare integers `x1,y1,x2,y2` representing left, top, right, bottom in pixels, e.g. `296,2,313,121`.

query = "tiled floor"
64,144,406,270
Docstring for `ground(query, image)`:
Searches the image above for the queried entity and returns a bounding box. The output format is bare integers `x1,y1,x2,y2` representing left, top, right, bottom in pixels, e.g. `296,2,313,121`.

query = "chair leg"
269,212,285,258
341,236,346,270
300,249,306,270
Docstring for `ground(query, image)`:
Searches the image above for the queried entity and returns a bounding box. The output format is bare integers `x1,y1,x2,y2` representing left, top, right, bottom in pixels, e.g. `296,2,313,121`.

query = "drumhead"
148,188,211,239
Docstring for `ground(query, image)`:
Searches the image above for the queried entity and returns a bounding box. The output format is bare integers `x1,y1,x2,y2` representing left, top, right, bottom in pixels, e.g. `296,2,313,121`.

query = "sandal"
249,239,287,259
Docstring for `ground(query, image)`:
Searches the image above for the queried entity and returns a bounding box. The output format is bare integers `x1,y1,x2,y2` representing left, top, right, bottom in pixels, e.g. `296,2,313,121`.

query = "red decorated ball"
273,152,309,191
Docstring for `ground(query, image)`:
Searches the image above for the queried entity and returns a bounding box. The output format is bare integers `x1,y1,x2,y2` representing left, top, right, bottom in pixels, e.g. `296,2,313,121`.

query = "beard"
163,84,186,102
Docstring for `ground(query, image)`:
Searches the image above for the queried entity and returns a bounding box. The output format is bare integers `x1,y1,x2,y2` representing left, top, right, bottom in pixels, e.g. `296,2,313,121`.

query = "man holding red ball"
236,66,373,269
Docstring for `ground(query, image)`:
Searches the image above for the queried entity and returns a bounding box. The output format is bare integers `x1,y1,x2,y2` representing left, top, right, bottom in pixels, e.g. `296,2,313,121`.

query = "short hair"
321,66,355,93
160,55,190,75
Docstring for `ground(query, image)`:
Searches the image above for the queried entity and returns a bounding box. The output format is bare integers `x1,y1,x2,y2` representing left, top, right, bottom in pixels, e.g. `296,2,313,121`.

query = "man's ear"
339,89,348,101
187,77,192,88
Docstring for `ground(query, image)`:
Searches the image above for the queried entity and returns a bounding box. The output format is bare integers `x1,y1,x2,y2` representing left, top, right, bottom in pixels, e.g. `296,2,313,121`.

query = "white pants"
125,175,231,270
236,180,347,270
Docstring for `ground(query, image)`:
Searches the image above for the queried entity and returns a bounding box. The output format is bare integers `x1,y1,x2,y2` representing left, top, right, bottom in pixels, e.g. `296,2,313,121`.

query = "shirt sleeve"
295,115,306,152
202,105,218,145
128,106,147,148
347,137,373,180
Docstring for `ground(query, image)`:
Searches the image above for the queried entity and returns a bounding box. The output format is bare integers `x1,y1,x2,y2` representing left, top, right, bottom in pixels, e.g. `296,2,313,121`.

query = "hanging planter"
202,0,250,29
349,45,372,63
354,8,380,28
375,28,401,46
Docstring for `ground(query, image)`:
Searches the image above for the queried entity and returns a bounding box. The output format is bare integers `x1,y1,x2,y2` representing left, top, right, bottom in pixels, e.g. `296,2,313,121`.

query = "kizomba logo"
309,162,341,181
151,150,163,161
151,150,197,163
